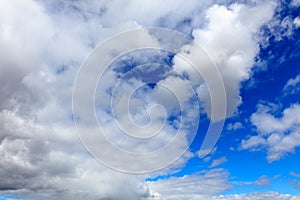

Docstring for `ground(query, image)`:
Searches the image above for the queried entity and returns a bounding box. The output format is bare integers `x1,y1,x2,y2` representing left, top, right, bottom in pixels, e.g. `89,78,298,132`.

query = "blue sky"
0,0,300,199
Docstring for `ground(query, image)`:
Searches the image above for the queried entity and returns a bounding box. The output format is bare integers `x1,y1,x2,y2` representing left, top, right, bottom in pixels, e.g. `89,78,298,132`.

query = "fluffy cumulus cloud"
193,1,276,116
241,103,300,162
0,0,285,199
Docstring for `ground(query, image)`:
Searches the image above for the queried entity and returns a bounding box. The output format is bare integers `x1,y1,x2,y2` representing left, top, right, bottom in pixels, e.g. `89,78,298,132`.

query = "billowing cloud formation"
193,2,276,116
241,103,300,162
0,0,282,199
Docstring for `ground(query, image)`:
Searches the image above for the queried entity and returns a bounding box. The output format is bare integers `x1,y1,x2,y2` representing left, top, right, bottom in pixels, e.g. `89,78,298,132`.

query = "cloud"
284,74,300,95
193,2,276,117
291,171,300,178
146,169,233,200
0,0,159,198
210,156,228,168
241,104,300,162
0,109,147,200
0,0,286,198
290,181,300,189
241,135,267,151
253,175,271,186
0,0,205,197
290,0,300,7
146,173,297,200
258,2,299,55
227,122,244,131
214,192,300,200
294,17,300,28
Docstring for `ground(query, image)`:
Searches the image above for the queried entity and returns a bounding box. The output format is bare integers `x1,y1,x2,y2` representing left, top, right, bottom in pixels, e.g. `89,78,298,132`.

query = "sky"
0,0,300,199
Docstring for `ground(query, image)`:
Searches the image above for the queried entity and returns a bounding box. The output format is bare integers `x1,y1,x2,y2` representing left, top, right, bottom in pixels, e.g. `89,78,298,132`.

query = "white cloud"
227,122,244,131
241,135,267,150
294,17,300,28
260,4,299,49
285,74,300,87
284,74,300,95
198,147,217,162
241,104,300,162
210,156,228,168
290,0,300,7
215,192,300,200
146,169,233,200
193,2,276,117
146,173,299,200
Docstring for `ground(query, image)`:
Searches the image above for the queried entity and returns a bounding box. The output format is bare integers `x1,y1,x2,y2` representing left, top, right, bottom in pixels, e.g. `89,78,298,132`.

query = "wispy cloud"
209,157,228,168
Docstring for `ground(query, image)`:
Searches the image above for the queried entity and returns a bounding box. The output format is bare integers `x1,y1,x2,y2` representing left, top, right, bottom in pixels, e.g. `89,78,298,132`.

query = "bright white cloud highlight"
294,17,300,28
193,2,276,117
241,104,300,162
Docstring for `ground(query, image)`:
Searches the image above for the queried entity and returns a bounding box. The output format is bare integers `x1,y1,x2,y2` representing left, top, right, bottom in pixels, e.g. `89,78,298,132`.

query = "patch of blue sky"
55,65,68,74
0,194,22,200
